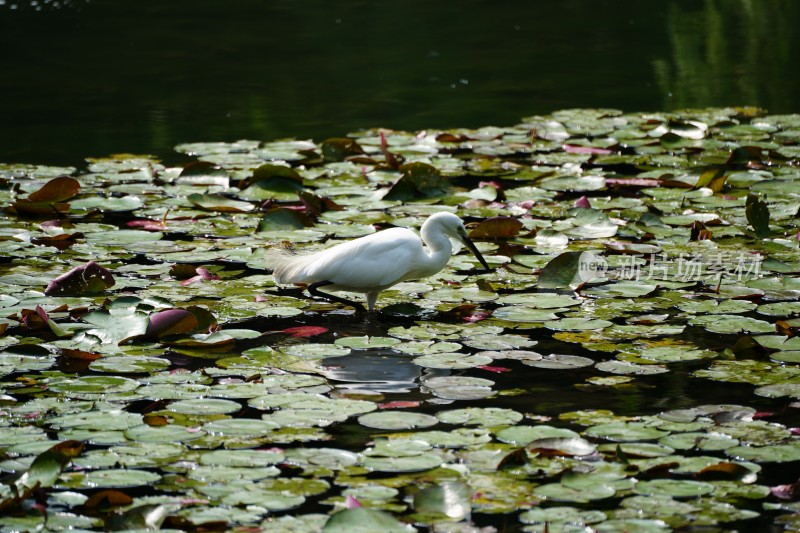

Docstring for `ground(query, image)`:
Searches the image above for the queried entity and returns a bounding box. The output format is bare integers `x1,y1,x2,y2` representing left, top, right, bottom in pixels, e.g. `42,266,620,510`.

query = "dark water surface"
2,0,799,166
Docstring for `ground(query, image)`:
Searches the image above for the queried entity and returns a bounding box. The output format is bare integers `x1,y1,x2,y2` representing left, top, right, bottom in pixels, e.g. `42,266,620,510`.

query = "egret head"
427,212,491,271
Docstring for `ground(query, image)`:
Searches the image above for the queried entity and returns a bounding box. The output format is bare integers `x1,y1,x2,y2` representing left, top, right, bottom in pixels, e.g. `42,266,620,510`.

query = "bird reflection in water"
319,348,449,394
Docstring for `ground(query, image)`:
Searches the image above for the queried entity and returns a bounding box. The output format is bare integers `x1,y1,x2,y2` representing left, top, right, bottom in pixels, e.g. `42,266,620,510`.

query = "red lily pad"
44,261,115,296
281,326,329,338
145,308,200,339
27,176,81,203
12,176,80,214
469,216,523,239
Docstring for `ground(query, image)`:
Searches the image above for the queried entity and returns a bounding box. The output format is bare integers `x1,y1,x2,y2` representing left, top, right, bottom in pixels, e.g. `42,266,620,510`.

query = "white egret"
268,212,491,312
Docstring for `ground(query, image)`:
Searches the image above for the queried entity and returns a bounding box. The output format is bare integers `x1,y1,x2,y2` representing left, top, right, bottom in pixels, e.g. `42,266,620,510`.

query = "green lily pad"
523,354,594,369
533,480,616,503
323,507,417,533
362,454,444,473
584,422,670,442
167,398,242,415
435,407,523,427
544,318,614,331
689,314,775,334
596,360,669,375
334,336,401,349
634,479,715,498
357,411,439,430
187,193,255,212
412,352,492,369
726,442,800,463
495,425,580,446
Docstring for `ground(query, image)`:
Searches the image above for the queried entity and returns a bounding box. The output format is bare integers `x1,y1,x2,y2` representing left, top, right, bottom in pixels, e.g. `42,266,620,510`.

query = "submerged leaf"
745,194,771,237
258,207,315,231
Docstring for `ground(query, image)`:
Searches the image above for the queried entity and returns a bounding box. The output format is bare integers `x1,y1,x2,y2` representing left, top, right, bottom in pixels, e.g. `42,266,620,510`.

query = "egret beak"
459,233,491,271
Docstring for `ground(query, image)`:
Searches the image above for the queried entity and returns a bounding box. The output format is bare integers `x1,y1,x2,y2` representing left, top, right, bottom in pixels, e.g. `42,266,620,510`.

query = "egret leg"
308,281,366,312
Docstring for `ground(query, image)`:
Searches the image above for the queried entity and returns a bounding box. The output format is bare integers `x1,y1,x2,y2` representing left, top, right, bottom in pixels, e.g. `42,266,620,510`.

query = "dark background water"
1,0,799,166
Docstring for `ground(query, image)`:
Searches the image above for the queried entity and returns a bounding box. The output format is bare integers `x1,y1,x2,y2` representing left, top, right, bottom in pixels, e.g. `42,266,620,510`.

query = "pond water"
2,0,800,165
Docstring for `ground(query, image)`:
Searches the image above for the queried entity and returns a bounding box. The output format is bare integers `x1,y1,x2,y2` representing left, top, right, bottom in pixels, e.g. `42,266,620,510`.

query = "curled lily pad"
144,308,200,339
13,176,80,214
538,251,607,288
44,261,115,296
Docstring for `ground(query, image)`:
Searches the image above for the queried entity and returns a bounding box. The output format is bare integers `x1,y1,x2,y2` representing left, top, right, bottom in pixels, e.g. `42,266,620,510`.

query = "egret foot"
308,281,367,312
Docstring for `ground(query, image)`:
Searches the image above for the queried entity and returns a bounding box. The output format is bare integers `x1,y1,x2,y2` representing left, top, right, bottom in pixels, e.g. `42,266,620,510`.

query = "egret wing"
304,228,422,291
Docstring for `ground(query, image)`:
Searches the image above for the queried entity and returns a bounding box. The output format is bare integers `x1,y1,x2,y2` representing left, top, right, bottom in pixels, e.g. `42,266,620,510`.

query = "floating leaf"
15,440,84,491
357,411,438,430
469,216,523,239
634,479,715,498
258,207,315,231
383,162,449,201
13,176,80,214
187,193,255,212
320,138,365,162
323,507,416,532
538,251,607,288
144,308,199,339
44,261,115,296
